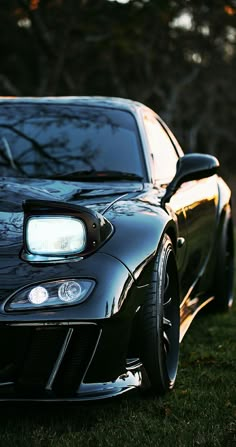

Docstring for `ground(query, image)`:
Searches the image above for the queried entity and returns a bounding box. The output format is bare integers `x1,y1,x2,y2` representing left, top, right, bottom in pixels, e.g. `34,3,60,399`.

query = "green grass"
0,307,235,446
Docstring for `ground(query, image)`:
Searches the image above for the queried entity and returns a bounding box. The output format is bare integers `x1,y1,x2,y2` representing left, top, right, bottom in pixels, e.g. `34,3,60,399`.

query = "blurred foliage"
0,0,236,176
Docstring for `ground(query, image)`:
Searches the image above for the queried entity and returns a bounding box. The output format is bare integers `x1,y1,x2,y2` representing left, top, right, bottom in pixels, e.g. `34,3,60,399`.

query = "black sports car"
0,96,233,401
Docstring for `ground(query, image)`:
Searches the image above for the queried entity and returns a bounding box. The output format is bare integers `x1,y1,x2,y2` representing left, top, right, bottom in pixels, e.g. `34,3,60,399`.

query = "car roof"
0,96,153,116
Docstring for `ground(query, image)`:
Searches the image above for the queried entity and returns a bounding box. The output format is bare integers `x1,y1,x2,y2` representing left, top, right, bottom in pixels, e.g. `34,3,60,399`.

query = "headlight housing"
21,199,113,263
5,279,95,311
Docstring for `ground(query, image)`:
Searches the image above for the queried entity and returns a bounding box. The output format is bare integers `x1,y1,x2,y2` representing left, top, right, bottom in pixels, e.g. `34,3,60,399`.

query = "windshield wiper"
1,136,17,170
51,170,143,181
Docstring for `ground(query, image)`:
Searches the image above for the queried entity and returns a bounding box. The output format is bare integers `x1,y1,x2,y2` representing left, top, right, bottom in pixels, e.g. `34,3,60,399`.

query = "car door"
171,175,218,298
143,113,188,292
143,111,218,300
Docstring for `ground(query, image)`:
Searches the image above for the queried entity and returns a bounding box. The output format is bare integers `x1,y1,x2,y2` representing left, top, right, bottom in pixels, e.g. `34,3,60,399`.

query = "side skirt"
179,295,215,342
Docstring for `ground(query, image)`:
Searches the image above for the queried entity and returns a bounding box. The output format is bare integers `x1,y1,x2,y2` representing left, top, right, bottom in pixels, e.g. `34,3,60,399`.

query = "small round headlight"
58,281,82,303
28,286,49,305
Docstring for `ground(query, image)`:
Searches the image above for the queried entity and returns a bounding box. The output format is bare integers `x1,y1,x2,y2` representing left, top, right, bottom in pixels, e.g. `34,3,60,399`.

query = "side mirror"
161,153,219,206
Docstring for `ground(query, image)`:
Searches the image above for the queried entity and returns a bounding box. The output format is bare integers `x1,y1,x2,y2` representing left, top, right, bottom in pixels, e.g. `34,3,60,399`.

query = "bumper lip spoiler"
0,365,144,402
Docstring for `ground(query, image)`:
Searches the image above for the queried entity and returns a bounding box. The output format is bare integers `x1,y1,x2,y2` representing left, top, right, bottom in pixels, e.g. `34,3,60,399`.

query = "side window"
144,115,179,184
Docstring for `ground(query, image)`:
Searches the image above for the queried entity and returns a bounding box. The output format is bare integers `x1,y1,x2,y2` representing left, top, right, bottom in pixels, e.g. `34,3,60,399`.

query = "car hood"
0,177,143,247
0,177,168,307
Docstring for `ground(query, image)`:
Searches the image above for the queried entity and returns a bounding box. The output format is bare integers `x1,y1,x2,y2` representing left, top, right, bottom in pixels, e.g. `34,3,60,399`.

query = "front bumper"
0,252,147,400
0,322,144,401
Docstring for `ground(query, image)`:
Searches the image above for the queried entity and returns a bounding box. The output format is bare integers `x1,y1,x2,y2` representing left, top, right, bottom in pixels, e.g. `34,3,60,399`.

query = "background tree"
0,0,236,182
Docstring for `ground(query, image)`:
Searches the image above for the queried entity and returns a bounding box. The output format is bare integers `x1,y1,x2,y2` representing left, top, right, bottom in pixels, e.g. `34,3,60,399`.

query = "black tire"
140,234,180,395
213,215,234,312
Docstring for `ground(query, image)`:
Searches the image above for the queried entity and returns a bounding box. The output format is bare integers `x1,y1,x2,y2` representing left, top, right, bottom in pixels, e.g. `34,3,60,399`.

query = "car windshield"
0,103,145,180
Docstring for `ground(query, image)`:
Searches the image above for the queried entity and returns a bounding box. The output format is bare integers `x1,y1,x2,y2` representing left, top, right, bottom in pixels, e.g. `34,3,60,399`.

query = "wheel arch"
101,205,178,285
165,225,177,254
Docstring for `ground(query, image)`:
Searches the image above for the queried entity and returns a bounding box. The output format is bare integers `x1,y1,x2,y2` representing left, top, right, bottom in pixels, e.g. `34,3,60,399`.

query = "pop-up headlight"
27,216,86,255
21,200,113,263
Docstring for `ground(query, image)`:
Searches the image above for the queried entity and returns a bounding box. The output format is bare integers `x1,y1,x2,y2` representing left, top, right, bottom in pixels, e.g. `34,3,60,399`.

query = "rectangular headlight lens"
26,216,86,255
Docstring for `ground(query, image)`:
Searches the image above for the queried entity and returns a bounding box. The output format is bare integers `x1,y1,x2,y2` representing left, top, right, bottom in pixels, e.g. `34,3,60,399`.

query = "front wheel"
140,234,180,395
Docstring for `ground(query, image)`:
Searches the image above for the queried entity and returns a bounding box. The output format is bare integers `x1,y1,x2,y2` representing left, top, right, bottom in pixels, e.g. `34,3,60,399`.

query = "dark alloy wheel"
140,234,180,395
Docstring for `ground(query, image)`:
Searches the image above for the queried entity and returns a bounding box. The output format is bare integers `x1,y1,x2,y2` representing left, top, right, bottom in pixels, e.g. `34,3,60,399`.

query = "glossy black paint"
0,96,233,400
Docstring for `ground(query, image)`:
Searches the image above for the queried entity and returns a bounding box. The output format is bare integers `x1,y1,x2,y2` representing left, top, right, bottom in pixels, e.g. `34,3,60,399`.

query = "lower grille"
0,324,99,398
53,326,99,396
17,326,68,394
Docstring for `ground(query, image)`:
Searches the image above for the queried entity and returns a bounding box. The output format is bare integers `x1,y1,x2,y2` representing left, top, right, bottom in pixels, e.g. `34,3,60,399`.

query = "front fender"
0,252,137,321
100,201,176,283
